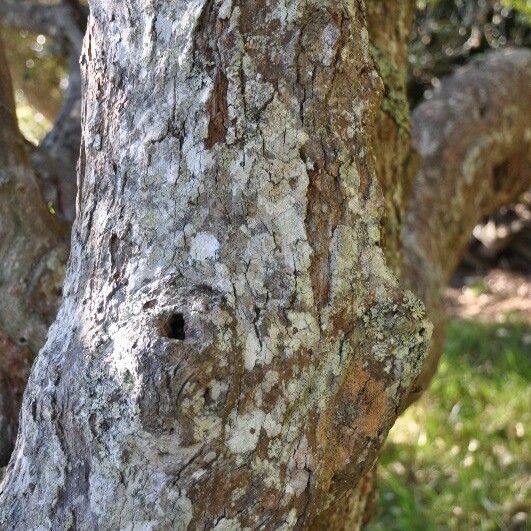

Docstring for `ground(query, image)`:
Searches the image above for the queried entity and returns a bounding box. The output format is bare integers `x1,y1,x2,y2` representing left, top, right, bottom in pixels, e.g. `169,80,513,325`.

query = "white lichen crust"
0,1,430,529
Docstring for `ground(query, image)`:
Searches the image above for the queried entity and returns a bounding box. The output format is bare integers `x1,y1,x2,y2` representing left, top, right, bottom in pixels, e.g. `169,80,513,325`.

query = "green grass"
368,319,530,530
15,95,51,145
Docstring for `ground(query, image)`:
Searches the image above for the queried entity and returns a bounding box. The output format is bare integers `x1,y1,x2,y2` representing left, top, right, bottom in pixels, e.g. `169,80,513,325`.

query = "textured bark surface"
403,48,531,404
0,1,431,528
366,0,417,276
1,0,528,527
0,35,67,464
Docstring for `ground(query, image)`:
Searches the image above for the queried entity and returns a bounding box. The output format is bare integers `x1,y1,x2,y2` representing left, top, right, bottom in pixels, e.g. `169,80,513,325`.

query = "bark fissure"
0,1,431,528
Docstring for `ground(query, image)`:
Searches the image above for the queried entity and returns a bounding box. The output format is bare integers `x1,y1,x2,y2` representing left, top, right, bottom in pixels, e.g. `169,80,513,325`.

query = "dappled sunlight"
14,92,51,145
446,269,531,324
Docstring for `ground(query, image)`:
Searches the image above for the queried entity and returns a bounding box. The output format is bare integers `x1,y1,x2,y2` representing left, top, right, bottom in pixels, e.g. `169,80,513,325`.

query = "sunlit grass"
369,319,530,530
15,92,51,145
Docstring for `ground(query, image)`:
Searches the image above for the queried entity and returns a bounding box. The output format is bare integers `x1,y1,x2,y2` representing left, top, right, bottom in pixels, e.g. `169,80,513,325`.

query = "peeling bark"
403,48,531,404
0,1,430,528
0,35,67,464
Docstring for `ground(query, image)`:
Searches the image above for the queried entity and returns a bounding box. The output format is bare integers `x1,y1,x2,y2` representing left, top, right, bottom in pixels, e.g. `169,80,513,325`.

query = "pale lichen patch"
227,411,266,454
189,232,220,262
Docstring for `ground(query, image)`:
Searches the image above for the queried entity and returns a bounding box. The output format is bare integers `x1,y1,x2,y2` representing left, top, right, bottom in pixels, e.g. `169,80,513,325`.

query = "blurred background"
1,0,529,529
372,2,530,529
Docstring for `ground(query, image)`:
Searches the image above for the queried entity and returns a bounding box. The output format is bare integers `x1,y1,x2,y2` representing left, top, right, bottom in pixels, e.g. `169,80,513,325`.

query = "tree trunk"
1,0,529,528
0,35,67,465
0,1,431,528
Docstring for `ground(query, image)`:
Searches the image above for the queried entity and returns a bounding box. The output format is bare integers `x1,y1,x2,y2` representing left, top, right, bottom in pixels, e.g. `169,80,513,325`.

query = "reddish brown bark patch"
205,69,228,149
305,166,342,311
315,359,391,506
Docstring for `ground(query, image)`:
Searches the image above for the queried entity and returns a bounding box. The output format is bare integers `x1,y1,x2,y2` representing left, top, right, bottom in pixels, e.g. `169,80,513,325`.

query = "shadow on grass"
368,319,530,531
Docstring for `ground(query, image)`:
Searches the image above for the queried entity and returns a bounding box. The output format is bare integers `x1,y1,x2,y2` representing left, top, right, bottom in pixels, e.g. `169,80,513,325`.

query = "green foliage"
410,0,531,105
502,1,531,22
369,319,530,530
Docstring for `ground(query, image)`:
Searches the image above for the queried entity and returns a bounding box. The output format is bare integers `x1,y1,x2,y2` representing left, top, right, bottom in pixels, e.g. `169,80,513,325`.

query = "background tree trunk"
0,0,87,222
0,35,67,465
0,1,86,463
0,1,431,528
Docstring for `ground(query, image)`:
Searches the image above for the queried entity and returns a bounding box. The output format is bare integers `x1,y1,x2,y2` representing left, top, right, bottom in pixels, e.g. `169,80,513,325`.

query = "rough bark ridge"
366,0,417,276
403,48,531,404
0,1,431,528
0,36,67,465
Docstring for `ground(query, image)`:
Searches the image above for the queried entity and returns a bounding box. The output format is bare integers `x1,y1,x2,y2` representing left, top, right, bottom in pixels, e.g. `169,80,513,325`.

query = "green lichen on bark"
370,45,410,137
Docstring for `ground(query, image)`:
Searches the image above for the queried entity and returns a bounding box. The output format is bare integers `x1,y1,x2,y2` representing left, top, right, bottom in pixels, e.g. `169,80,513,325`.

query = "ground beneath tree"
446,269,531,325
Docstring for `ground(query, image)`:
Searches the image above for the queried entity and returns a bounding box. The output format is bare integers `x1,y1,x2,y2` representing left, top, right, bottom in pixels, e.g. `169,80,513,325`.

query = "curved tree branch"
31,50,82,222
0,1,84,465
0,34,67,464
403,48,531,405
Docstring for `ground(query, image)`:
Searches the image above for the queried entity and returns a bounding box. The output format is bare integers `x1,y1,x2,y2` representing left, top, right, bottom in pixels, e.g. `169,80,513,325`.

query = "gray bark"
0,1,431,528
1,0,527,527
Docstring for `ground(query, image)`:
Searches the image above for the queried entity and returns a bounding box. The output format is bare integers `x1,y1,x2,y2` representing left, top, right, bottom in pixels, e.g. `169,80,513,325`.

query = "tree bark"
366,0,417,276
0,1,432,528
0,1,529,528
0,35,67,465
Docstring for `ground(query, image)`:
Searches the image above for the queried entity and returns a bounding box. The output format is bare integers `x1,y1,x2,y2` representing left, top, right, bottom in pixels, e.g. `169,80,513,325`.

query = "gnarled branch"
31,49,82,222
404,48,531,405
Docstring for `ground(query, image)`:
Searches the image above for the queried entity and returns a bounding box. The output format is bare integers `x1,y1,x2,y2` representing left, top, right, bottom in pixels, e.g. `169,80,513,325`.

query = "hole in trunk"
163,313,186,340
